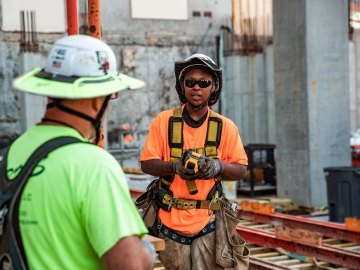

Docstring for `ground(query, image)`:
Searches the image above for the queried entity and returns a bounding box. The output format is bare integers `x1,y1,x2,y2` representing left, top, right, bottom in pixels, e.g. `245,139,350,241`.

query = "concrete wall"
99,0,231,35
0,37,59,140
222,45,275,145
0,41,23,139
0,0,231,146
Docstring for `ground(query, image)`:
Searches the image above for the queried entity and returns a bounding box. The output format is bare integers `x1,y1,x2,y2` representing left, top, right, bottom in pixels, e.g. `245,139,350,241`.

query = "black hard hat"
174,53,222,106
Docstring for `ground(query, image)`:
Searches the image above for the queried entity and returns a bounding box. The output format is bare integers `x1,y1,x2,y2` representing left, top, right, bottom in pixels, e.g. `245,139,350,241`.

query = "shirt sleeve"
81,152,148,257
140,114,167,161
219,118,248,166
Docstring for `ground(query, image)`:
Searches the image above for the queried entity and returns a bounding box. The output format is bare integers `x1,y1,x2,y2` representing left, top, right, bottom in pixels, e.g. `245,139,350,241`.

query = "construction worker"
140,53,249,269
10,35,155,269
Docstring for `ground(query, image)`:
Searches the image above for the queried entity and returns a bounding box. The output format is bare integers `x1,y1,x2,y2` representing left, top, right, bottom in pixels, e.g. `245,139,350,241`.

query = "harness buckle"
208,200,214,215
167,198,174,211
208,190,220,214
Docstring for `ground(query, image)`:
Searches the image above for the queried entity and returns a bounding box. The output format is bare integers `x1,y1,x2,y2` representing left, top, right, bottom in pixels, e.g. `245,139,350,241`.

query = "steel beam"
237,225,360,269
240,210,360,244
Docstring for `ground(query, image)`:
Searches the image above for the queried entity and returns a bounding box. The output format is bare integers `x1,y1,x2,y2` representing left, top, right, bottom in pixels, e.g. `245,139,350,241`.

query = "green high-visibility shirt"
7,125,147,270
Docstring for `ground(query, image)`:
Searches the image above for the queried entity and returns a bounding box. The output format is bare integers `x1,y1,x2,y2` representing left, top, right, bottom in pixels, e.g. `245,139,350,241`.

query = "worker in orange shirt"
140,54,250,269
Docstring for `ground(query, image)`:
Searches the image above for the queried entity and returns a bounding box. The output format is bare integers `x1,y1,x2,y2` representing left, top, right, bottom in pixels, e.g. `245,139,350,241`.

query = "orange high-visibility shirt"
140,107,248,234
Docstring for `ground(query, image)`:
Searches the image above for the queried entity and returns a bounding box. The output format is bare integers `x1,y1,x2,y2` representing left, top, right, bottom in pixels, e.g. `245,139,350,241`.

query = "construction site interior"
1,0,360,269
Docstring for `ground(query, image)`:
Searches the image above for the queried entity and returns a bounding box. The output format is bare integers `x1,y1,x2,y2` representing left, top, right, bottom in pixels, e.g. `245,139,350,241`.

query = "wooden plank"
144,235,165,251
275,259,300,265
253,252,281,258
240,200,275,214
266,255,290,261
290,262,315,268
331,242,359,248
248,224,273,230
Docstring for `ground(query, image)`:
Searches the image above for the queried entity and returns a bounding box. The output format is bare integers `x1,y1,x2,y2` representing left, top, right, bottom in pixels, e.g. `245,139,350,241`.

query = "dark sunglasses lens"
198,80,212,88
185,79,196,87
184,79,212,88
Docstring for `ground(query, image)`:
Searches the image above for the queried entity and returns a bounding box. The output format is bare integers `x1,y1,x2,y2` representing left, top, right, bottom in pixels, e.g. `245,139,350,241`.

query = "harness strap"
169,108,222,159
168,108,198,194
158,191,220,212
154,218,216,245
205,111,222,158
207,181,223,200
158,107,224,212
168,108,183,160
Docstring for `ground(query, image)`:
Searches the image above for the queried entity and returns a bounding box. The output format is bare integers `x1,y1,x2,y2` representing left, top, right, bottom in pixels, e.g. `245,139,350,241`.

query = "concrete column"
273,0,350,207
352,33,360,132
19,53,47,132
223,51,274,145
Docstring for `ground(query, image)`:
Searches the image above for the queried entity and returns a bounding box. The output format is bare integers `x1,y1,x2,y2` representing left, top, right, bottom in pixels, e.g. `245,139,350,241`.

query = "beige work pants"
158,230,223,270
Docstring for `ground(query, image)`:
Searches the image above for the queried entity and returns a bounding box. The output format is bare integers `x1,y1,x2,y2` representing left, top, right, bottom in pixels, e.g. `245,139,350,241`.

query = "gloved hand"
172,153,200,181
197,157,224,180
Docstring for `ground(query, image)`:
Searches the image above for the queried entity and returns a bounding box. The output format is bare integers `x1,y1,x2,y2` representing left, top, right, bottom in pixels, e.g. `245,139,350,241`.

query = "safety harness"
148,107,224,244
157,107,223,213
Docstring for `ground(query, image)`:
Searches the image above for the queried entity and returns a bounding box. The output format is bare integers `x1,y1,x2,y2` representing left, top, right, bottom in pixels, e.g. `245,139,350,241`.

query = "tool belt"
157,179,223,212
158,188,220,211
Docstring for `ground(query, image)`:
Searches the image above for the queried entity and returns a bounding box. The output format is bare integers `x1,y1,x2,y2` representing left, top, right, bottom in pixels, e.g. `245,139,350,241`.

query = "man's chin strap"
45,96,111,145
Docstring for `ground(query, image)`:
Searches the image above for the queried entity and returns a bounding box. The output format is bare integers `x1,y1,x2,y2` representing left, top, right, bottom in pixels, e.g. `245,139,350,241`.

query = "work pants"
158,230,224,270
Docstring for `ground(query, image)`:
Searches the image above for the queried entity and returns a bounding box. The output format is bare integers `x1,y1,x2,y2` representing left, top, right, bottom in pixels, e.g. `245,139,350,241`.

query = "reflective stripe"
169,108,183,160
170,148,182,161
35,69,116,84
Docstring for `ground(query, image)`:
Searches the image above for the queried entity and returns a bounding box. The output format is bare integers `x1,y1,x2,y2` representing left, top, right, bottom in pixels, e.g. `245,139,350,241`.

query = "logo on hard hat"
51,48,67,69
96,51,110,72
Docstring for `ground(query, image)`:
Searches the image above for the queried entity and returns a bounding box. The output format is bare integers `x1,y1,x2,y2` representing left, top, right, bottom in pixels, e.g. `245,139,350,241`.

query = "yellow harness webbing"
167,107,222,195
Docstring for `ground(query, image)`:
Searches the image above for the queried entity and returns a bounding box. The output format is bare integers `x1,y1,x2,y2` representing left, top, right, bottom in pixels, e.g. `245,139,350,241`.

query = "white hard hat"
13,35,145,99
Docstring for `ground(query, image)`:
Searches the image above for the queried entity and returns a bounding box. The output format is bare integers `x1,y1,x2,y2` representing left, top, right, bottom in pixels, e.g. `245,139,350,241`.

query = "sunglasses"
184,79,213,88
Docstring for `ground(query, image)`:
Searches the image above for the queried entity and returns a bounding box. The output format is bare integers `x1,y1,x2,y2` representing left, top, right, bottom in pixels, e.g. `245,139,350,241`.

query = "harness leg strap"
154,219,216,245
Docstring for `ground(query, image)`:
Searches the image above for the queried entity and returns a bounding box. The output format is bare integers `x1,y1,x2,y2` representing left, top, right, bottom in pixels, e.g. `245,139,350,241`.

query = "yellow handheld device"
183,150,205,173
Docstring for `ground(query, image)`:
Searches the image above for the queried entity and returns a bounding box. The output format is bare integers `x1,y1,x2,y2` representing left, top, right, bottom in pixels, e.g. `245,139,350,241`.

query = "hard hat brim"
13,68,145,99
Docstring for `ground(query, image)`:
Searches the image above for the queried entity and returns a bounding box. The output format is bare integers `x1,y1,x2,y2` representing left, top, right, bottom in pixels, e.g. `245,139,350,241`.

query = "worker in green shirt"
8,34,155,270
